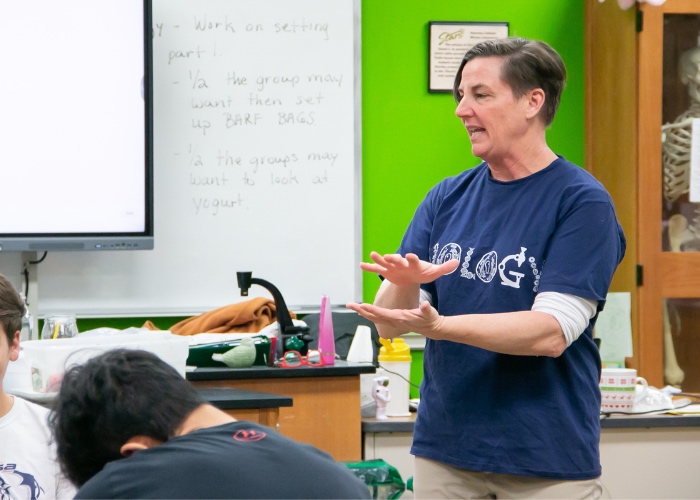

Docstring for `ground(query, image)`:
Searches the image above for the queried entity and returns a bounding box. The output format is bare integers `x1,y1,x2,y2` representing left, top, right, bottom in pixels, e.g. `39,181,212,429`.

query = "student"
348,37,625,498
49,349,371,499
0,273,76,500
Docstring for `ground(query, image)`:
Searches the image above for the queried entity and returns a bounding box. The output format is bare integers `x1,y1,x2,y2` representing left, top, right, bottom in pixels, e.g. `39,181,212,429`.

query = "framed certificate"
428,21,509,93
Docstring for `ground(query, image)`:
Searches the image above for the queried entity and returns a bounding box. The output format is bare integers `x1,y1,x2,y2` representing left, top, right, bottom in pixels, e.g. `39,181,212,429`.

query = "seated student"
0,273,76,500
49,349,371,499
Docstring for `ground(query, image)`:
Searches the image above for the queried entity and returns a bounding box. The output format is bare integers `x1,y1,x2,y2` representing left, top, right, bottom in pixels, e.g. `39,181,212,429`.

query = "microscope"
236,272,311,361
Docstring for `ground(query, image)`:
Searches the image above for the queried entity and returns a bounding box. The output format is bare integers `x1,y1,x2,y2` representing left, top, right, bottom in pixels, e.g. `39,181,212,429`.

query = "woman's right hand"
359,251,459,286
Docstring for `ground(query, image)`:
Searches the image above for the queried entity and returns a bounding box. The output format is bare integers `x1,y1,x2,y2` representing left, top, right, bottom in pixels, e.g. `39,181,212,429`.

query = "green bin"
344,459,405,499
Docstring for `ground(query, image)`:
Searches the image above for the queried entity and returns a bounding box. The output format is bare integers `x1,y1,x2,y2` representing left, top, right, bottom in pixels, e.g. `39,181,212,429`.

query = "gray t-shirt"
75,421,370,499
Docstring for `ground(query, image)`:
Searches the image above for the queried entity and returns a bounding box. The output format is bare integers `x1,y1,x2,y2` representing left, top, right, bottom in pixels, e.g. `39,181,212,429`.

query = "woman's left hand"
347,300,444,339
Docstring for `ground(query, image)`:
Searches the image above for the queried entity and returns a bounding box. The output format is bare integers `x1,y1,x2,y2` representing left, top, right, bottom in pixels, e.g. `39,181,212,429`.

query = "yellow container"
378,338,411,362
378,338,411,417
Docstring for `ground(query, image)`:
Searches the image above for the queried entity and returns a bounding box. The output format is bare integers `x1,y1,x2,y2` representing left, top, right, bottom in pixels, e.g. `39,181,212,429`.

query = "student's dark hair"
49,349,205,487
452,37,566,126
0,273,24,346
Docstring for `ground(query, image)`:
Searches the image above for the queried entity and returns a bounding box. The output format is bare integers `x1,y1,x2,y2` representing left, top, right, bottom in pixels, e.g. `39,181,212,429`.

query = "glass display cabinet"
586,0,700,391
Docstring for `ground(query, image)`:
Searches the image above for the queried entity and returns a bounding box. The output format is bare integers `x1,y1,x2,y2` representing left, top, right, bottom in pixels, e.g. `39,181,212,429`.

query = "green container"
344,459,405,499
187,335,272,367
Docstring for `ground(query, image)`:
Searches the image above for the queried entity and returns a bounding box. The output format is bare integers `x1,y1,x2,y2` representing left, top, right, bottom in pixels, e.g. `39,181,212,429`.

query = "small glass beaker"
41,315,78,340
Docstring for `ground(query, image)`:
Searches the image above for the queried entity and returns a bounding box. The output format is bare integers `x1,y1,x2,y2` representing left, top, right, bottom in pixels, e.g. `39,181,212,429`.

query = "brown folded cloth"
143,297,295,335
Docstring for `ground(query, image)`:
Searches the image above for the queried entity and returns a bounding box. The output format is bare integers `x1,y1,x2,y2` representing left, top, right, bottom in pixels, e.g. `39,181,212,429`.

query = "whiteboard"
37,0,362,317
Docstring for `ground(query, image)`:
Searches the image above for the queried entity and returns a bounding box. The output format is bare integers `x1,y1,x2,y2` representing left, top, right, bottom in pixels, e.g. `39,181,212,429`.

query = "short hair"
0,273,24,346
49,349,205,487
452,37,567,126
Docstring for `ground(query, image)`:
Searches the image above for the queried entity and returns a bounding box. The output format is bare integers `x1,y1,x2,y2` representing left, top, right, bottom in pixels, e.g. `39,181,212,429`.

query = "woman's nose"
455,98,473,118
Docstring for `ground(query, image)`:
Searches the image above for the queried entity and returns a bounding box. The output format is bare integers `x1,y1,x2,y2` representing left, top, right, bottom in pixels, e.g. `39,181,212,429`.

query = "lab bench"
196,387,292,428
188,360,375,461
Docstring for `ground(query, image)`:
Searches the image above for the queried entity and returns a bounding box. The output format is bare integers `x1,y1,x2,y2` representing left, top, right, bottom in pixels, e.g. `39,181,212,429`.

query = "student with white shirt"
0,273,76,500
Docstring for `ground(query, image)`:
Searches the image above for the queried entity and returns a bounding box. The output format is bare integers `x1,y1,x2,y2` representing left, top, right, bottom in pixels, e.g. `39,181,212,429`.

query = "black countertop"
20,387,293,411
362,415,416,433
197,387,292,410
187,360,376,381
599,413,700,429
361,413,700,433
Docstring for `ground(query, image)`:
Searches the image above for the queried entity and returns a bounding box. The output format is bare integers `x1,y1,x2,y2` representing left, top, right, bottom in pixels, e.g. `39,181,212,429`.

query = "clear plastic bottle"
19,293,34,341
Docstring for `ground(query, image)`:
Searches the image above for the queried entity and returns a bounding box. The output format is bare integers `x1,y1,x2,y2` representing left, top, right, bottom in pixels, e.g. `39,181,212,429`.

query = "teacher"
348,37,625,499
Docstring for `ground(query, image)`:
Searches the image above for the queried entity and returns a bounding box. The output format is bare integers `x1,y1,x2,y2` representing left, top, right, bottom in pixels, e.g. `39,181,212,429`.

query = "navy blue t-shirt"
399,157,626,480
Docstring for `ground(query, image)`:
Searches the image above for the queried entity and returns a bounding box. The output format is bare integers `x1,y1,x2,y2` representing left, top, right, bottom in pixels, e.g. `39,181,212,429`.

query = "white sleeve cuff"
419,288,433,307
532,292,597,347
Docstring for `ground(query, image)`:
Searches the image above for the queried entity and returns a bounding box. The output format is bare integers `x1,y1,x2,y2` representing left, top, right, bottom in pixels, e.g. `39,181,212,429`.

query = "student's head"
0,273,23,348
49,349,205,487
453,37,566,126
0,274,24,383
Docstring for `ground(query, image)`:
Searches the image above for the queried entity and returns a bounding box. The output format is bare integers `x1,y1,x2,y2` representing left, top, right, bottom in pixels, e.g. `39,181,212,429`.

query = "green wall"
361,0,585,303
409,349,423,399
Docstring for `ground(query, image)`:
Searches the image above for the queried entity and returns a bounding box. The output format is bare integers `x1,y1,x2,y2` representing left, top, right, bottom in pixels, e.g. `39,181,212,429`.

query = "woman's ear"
525,88,546,121
120,436,163,457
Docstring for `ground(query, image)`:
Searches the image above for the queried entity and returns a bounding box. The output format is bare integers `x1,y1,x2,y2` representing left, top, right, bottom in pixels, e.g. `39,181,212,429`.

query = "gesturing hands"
346,251,458,339
360,252,459,286
346,300,445,339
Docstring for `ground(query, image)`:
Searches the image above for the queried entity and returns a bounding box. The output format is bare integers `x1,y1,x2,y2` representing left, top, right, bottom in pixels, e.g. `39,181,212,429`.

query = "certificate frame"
428,21,509,93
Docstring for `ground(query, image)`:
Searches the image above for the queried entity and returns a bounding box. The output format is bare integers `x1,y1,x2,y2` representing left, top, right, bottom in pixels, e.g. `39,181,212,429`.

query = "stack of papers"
668,404,700,415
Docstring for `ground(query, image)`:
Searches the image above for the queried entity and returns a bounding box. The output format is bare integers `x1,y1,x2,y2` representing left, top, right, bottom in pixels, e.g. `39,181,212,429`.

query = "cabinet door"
638,2,700,390
585,0,638,367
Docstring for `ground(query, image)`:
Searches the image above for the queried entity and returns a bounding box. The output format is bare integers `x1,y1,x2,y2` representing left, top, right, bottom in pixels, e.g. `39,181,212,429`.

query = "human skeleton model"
662,44,700,238
372,376,391,420
658,46,700,387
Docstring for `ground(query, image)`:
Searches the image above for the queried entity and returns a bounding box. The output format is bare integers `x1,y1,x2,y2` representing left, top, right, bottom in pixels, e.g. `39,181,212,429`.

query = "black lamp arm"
236,271,300,339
